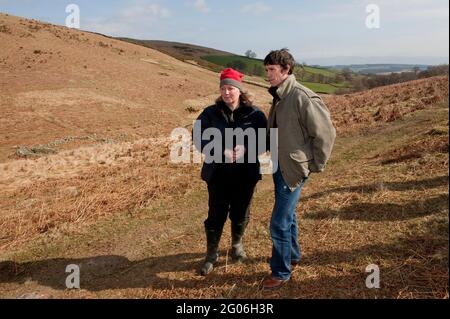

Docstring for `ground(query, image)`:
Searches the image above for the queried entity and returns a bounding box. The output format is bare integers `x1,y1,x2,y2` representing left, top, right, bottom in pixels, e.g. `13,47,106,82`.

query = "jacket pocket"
287,148,313,179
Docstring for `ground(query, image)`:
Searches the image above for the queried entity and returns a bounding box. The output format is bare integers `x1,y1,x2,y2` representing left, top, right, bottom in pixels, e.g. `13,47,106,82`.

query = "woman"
194,68,267,275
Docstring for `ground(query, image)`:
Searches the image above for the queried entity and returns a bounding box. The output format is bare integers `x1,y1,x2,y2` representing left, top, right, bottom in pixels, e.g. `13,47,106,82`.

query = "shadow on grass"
303,175,449,201
0,252,266,293
282,261,447,299
303,193,448,222
0,232,447,297
1,197,447,296
300,235,448,267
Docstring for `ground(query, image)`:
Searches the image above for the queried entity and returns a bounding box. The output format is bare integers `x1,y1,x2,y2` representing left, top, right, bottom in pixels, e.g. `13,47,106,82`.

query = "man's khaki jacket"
268,74,336,188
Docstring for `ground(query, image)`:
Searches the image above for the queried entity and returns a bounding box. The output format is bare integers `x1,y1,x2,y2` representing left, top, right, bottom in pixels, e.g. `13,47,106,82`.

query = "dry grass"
0,137,196,250
323,76,449,134
1,103,447,299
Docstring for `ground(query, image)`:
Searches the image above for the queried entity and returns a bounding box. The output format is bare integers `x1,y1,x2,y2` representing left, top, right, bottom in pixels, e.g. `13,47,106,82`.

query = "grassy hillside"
203,55,349,94
117,39,232,59
115,38,229,72
303,65,337,77
299,82,337,94
202,55,265,75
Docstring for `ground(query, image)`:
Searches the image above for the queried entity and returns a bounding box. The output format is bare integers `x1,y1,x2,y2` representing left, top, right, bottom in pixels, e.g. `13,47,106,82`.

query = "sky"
0,0,448,65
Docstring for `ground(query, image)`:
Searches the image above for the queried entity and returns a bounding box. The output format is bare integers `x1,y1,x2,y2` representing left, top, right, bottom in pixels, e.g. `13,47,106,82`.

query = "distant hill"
115,38,232,72
303,56,449,66
116,39,231,58
329,64,429,75
116,39,351,94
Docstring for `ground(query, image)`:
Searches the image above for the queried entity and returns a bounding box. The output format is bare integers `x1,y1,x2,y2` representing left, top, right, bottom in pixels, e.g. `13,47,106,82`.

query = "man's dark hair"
264,48,296,75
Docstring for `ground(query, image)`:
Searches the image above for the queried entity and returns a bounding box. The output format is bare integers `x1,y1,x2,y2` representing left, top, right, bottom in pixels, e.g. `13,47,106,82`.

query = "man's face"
265,64,289,87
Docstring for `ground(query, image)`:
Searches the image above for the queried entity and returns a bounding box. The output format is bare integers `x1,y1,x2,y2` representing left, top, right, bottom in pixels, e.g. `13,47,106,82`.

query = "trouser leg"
229,181,257,263
269,170,306,280
201,181,229,275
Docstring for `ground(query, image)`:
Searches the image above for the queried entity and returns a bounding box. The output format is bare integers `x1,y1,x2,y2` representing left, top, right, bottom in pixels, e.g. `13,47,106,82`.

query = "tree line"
335,65,449,94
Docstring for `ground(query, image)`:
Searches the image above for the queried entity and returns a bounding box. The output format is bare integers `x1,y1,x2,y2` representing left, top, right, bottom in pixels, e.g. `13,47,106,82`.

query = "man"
262,49,336,289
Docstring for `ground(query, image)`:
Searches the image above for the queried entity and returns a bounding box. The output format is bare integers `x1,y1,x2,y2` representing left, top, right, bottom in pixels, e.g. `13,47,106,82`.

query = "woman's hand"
224,145,246,163
233,145,246,162
224,149,235,162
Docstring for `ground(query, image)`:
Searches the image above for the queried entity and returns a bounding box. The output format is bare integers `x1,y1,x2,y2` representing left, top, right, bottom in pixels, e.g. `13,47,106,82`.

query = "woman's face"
220,85,241,108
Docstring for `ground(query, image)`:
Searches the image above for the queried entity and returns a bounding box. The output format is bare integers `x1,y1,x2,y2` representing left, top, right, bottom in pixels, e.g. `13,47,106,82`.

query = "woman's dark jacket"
193,101,268,184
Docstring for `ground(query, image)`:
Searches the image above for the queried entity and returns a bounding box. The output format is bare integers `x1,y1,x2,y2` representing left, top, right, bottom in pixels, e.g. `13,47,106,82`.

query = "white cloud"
266,0,448,62
83,3,171,37
276,0,448,23
241,2,271,15
193,0,210,13
122,4,171,20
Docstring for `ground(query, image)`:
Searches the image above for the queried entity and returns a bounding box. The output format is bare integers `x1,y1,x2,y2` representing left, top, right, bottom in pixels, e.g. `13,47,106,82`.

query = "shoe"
231,222,248,263
262,275,289,289
200,228,222,276
231,242,247,264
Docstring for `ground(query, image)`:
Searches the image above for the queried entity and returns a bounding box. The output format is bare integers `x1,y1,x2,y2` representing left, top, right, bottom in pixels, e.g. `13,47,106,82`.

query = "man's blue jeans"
269,169,307,280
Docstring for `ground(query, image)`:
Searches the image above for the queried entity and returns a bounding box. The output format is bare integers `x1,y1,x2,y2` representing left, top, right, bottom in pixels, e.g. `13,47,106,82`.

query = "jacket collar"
270,74,297,100
217,100,254,119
